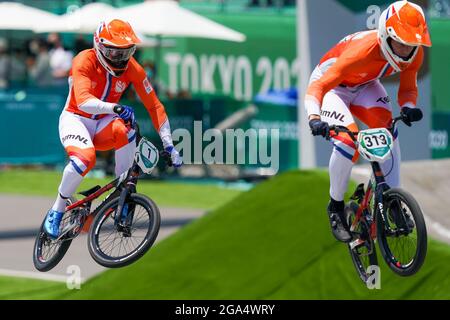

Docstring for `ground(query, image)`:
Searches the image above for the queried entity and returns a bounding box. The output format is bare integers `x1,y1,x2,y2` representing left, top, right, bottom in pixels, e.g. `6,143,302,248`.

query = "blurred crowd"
0,33,91,89
248,0,295,7
0,32,184,100
430,0,450,17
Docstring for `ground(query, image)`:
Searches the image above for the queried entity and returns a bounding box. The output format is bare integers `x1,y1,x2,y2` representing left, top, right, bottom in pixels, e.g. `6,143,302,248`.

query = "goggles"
98,43,136,63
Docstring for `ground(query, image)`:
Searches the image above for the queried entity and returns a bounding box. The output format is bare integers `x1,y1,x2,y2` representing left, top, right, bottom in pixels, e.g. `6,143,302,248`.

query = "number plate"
134,137,159,174
357,128,393,163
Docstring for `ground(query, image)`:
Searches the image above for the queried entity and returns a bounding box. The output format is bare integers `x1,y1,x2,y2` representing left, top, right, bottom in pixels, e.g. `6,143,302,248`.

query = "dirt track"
1,159,449,282
0,194,204,281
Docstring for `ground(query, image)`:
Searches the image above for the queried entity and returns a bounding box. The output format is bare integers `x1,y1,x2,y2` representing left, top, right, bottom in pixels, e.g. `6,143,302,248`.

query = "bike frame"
64,161,140,218
350,162,390,242
59,122,170,240
65,180,117,212
62,122,147,235
331,116,403,243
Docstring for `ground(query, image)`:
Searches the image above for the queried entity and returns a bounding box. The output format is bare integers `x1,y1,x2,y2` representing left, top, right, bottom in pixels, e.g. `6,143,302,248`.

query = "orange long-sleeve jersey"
64,49,169,136
305,30,423,116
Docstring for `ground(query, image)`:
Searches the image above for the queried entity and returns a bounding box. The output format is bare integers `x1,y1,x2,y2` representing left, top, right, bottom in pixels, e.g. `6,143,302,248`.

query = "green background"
1,2,450,166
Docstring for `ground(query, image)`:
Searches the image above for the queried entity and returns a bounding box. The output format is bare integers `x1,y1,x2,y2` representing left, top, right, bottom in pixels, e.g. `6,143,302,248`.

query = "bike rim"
353,244,374,271
37,233,62,263
350,227,376,281
94,202,152,261
347,205,377,282
382,198,418,269
36,214,73,263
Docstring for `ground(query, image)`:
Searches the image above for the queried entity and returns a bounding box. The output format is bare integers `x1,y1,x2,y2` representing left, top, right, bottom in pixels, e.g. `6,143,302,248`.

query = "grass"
0,276,67,300
0,169,243,210
3,170,450,299
60,171,450,299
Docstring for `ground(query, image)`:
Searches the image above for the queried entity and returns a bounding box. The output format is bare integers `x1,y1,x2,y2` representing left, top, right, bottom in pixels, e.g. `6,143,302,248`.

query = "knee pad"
66,147,96,176
112,120,135,150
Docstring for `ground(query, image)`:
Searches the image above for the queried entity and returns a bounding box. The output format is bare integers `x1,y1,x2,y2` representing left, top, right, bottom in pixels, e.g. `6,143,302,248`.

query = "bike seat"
79,185,101,197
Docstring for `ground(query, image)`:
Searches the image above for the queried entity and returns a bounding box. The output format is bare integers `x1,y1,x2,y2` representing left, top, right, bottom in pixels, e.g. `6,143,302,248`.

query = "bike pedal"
56,222,78,241
349,238,365,250
350,183,365,202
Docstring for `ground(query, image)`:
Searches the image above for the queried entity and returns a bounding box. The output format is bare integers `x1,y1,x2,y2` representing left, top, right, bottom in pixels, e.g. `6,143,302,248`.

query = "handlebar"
131,121,174,167
133,122,141,143
159,150,173,167
328,115,404,141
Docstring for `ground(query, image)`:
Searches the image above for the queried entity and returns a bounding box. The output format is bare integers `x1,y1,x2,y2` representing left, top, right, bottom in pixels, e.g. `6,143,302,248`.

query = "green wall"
151,12,297,101
430,19,450,158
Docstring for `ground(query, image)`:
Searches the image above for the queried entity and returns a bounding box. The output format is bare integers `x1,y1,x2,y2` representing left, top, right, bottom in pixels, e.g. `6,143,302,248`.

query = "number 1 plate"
135,137,159,174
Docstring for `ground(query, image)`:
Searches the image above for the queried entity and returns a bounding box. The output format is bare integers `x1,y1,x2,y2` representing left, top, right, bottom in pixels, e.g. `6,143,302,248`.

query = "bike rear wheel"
377,188,427,276
33,197,77,272
88,193,160,268
346,201,378,285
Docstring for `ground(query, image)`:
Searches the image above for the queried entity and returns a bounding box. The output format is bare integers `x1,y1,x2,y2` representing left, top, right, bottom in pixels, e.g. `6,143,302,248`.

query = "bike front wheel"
377,188,427,276
88,193,161,268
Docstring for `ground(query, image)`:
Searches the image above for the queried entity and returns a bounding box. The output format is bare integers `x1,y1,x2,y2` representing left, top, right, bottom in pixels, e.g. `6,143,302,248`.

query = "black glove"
401,107,423,127
309,119,330,138
113,104,135,127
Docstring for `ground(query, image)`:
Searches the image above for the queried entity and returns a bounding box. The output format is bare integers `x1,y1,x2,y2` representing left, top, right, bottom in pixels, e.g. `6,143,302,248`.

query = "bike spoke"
132,208,146,224
93,200,156,261
125,237,134,254
105,233,121,255
131,221,149,233
42,240,60,261
100,231,120,256
46,243,56,259
118,236,123,257
108,237,121,256
130,235,146,248
98,230,117,247
128,235,140,248
98,222,118,240
384,199,418,267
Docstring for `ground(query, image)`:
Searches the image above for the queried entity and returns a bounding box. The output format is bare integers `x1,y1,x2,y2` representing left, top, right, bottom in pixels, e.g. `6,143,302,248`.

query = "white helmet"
378,1,432,72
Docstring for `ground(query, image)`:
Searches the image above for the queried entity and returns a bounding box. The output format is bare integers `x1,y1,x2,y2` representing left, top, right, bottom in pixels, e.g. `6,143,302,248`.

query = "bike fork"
371,162,390,231
115,187,130,226
115,180,137,236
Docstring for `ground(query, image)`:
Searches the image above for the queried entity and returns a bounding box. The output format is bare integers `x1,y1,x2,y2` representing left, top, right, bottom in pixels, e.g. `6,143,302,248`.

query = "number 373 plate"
357,128,394,163
134,137,159,174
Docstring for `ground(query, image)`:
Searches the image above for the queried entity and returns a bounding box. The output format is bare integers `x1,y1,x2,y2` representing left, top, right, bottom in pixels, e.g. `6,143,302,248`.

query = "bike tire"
345,201,378,284
377,188,427,276
88,193,161,268
32,197,76,272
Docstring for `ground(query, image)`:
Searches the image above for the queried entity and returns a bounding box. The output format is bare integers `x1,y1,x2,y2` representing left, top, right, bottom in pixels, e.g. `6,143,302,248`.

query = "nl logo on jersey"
115,80,126,93
143,77,153,94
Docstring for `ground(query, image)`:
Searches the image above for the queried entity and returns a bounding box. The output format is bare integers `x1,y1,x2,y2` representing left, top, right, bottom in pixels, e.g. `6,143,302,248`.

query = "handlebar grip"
328,125,359,142
134,122,142,143
159,150,173,167
113,105,123,114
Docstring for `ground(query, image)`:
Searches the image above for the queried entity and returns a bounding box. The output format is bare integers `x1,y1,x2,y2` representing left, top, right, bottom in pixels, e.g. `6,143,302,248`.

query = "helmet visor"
99,43,136,63
387,37,417,61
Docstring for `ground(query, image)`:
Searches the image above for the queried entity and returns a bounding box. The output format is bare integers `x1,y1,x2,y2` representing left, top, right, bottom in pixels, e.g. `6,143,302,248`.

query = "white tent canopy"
33,2,175,48
33,2,117,34
0,2,60,31
34,0,245,43
115,0,245,42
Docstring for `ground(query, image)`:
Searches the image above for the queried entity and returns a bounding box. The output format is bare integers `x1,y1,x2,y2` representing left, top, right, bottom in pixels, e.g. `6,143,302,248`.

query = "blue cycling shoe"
44,209,64,239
